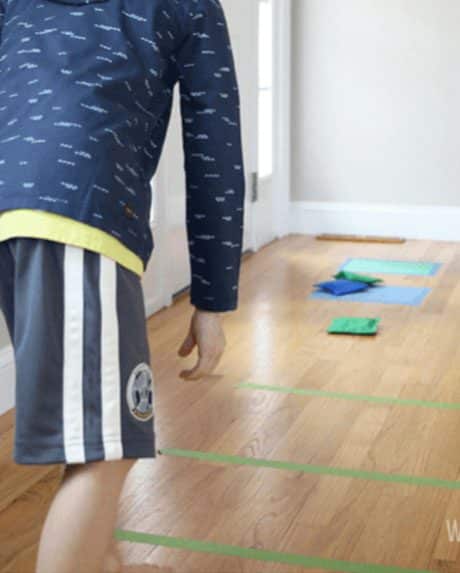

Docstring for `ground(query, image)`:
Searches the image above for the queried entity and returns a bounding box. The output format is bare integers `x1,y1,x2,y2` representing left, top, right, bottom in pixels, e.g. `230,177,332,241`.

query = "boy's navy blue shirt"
0,0,245,312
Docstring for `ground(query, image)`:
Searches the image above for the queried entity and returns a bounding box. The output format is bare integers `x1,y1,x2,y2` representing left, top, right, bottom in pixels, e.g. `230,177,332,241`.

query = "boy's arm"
174,0,246,313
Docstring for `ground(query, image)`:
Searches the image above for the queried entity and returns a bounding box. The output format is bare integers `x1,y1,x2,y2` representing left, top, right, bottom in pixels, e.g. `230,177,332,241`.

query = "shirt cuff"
191,296,238,313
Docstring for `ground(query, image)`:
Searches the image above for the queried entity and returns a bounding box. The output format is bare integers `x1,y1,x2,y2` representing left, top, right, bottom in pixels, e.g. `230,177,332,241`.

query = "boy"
0,0,245,571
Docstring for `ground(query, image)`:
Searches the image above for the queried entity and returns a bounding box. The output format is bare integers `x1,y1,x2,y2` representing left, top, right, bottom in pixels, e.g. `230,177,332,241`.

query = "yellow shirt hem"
0,210,144,277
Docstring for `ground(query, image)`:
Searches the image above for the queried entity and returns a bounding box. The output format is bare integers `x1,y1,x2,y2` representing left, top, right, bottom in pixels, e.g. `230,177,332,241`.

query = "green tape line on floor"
159,448,460,490
114,530,433,573
237,382,460,411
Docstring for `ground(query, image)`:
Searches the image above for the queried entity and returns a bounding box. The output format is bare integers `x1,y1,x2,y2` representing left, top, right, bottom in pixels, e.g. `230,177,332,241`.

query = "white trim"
290,201,460,241
272,0,291,240
243,0,260,254
100,255,123,461
0,344,15,416
250,0,291,251
63,245,86,464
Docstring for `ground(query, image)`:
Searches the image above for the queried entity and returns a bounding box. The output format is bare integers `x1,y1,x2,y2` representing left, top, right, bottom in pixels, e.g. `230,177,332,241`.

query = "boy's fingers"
180,348,222,380
180,356,207,380
178,331,195,356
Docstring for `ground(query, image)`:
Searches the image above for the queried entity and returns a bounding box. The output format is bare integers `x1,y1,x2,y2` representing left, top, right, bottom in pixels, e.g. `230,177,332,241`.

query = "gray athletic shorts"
0,238,156,465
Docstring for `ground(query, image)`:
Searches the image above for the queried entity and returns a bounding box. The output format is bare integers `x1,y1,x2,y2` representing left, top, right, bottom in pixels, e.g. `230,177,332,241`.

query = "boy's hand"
178,308,226,380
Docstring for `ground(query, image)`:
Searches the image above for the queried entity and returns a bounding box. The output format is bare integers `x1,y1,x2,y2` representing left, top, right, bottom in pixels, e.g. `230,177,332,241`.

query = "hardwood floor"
2,234,460,572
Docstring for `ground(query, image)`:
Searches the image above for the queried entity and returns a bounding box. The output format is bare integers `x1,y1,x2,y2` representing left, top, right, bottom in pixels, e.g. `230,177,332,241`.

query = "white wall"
292,0,460,206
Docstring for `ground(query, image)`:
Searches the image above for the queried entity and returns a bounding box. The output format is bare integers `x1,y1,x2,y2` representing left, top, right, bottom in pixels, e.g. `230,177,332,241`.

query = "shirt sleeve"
173,0,246,312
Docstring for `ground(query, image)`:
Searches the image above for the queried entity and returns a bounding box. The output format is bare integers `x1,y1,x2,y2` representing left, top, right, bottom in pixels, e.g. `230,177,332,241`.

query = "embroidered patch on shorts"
126,363,154,422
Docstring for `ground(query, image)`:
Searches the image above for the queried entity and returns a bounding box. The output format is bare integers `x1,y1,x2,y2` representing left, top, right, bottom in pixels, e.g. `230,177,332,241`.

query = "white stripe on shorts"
63,245,86,464
100,255,123,460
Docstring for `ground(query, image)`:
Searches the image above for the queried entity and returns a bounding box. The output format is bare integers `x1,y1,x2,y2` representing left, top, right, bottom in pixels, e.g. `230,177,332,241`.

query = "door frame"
272,0,292,240
251,0,292,251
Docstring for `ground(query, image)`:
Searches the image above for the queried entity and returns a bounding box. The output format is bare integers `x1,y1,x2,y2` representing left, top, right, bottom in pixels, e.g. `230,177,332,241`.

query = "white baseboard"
290,201,460,241
0,345,15,416
145,293,172,318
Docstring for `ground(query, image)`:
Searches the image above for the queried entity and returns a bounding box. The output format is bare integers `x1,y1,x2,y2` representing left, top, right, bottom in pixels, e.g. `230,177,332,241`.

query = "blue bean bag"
314,279,370,296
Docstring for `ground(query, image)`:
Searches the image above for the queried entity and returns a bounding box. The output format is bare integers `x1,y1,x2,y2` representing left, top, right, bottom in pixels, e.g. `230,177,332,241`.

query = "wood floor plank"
0,467,61,573
0,426,59,514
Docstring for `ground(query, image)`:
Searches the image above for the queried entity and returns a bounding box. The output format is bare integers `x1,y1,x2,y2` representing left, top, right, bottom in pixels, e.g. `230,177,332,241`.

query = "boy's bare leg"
103,537,124,573
36,459,136,573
